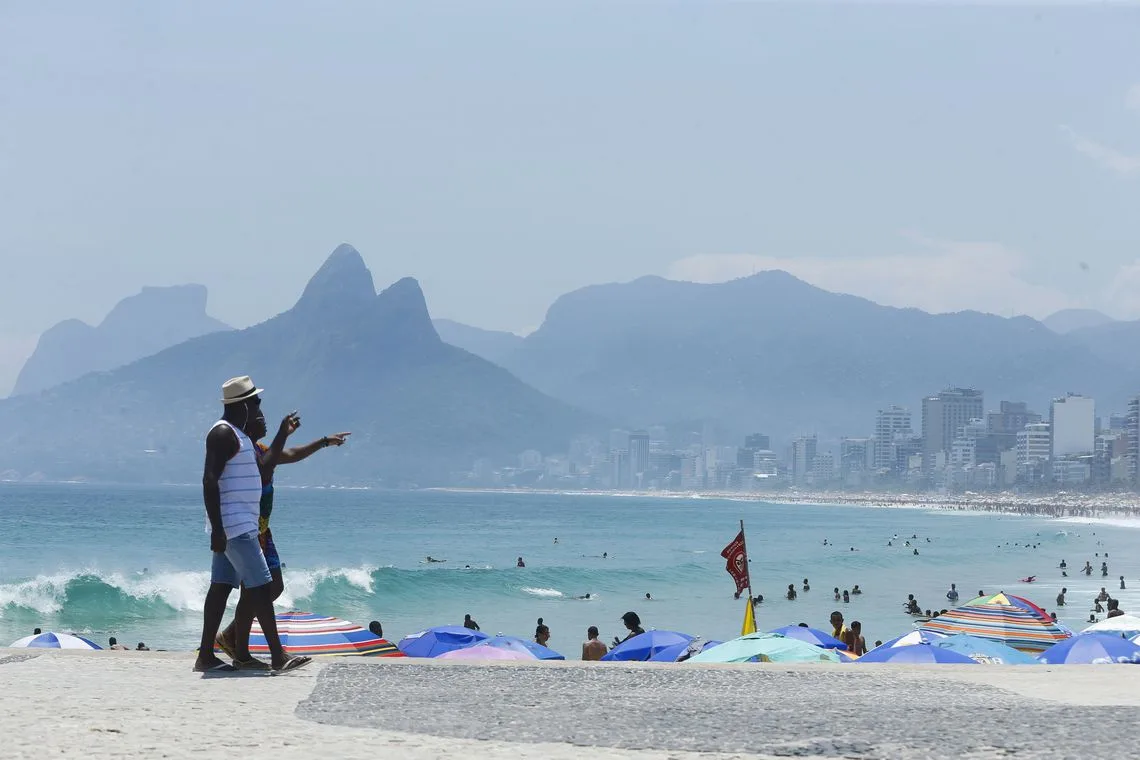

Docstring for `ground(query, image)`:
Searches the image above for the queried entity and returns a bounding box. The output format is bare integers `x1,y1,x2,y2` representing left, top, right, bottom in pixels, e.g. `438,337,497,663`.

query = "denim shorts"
211,530,273,589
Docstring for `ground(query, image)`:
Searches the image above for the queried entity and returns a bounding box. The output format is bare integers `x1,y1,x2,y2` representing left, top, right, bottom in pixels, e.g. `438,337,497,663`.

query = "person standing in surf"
194,376,309,673
214,405,350,657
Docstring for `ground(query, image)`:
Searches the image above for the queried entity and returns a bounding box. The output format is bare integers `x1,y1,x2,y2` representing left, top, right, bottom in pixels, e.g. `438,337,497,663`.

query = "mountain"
1041,309,1116,334
12,284,230,397
497,272,1131,443
1064,319,1140,377
432,319,524,365
0,245,598,485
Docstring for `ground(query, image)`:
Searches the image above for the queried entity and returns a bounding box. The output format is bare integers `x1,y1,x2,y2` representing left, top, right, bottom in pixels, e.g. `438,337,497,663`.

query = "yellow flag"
741,596,757,635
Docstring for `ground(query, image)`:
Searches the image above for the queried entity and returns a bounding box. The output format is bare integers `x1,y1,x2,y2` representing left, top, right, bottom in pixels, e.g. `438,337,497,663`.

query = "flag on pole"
720,530,750,594
741,596,757,635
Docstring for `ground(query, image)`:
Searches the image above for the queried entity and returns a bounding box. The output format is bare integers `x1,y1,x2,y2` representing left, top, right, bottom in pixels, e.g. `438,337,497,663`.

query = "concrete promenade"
2,650,1138,759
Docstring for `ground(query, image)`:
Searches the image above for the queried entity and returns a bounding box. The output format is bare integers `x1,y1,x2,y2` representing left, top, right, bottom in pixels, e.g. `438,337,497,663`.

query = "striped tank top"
208,420,261,539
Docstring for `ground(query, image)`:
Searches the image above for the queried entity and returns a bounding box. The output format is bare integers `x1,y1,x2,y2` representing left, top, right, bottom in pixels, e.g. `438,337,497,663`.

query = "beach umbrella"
855,643,978,665
1038,633,1140,664
648,638,723,663
249,611,404,657
870,630,947,651
920,593,1071,652
1083,615,1140,638
9,632,102,650
437,642,535,662
933,634,1038,665
962,592,1051,622
398,625,489,658
686,633,841,664
601,630,693,662
768,625,847,650
482,635,565,660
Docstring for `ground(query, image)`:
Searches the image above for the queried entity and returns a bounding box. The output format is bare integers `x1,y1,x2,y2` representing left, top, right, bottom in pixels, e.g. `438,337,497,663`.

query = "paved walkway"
3,651,1138,759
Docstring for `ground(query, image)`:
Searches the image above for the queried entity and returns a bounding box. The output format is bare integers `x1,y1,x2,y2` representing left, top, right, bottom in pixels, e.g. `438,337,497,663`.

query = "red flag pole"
740,519,753,602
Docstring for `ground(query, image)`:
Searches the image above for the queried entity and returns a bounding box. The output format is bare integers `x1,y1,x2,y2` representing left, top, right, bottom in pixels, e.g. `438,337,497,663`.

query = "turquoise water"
1,483,1135,653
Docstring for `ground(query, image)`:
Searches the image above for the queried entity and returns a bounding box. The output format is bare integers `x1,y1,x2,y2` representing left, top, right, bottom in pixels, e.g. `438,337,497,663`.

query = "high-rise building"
744,433,770,451
986,401,1041,436
738,433,771,468
1129,397,1140,488
1050,394,1095,460
1016,422,1051,483
627,431,651,485
922,388,984,471
874,405,912,471
790,435,817,484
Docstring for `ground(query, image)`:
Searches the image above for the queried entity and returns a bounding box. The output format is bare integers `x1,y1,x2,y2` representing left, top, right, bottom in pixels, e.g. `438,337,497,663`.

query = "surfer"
194,376,311,673
425,556,446,563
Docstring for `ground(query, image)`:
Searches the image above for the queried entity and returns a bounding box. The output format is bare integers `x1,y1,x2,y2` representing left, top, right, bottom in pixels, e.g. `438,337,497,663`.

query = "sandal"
233,657,271,671
274,656,312,673
215,633,237,661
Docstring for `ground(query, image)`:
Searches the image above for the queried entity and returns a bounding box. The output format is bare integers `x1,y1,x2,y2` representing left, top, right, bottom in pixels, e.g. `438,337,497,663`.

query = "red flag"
720,530,750,594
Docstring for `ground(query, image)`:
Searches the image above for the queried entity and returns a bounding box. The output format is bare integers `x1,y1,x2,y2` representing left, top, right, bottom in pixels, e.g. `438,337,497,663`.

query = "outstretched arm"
260,412,301,472
279,432,351,464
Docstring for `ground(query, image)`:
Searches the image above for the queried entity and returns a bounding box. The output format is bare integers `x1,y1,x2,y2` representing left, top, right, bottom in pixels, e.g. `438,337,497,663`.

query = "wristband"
321,436,329,448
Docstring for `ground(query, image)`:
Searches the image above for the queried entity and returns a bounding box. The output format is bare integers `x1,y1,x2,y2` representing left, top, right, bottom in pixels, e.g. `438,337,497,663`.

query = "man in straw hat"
213,386,350,660
193,376,312,672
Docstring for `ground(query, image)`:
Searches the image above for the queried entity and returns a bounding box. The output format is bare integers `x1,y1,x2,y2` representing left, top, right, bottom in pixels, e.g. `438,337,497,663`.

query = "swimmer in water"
852,585,862,595
803,578,810,592
913,548,919,556
645,593,652,600
517,557,526,568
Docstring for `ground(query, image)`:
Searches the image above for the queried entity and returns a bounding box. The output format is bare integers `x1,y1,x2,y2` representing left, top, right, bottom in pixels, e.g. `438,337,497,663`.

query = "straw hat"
220,376,264,405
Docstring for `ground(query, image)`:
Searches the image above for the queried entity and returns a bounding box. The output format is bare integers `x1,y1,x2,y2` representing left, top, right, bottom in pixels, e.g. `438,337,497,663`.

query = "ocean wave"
0,562,697,621
520,587,564,598
1055,516,1140,531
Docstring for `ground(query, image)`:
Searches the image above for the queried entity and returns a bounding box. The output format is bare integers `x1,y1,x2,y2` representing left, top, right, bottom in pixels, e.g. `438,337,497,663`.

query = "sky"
1,1,1139,396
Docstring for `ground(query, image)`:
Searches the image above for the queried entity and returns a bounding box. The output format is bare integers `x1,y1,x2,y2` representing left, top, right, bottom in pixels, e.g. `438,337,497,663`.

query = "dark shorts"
259,527,282,572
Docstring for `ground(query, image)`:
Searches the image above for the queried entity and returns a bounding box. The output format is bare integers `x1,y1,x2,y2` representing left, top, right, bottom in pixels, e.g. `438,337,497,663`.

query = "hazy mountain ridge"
1041,309,1116,335
498,272,1131,442
0,245,599,484
12,284,231,397
432,319,524,365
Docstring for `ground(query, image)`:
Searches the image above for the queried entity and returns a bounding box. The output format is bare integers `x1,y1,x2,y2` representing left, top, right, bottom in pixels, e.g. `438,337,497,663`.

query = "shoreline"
429,486,1140,520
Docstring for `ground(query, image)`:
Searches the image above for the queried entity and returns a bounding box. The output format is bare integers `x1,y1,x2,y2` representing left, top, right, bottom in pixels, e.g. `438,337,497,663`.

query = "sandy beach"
4,649,1140,759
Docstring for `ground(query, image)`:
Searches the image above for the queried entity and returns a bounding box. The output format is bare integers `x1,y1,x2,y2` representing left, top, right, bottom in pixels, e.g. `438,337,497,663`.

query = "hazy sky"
2,1,1139,396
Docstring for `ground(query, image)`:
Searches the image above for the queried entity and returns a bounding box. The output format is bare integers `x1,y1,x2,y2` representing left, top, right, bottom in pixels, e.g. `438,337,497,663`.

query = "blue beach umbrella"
483,635,565,660
1038,633,1140,664
870,630,947,652
855,643,978,664
602,630,694,662
648,639,723,663
768,625,848,650
686,633,841,664
933,634,1038,664
9,632,102,650
397,625,489,658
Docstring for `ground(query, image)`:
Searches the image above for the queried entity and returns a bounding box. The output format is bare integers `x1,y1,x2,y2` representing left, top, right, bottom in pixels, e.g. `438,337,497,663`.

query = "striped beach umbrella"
9,632,102,650
248,611,404,657
920,593,1070,653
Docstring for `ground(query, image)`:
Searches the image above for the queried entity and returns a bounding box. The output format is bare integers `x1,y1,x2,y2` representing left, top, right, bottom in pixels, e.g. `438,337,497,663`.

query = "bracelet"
321,436,329,448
